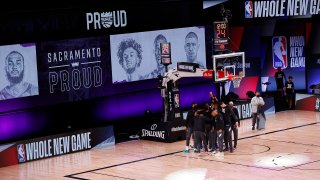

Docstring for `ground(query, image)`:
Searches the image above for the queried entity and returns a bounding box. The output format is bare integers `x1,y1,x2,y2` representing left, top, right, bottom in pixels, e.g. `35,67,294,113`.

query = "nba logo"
272,36,288,69
17,144,26,163
245,1,253,18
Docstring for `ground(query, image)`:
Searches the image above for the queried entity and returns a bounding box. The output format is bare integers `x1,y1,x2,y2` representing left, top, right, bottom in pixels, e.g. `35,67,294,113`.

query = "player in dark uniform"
193,108,211,153
211,108,224,156
204,103,213,150
220,102,238,153
284,76,295,109
209,91,219,104
274,67,286,99
208,101,219,152
229,101,240,149
183,102,197,153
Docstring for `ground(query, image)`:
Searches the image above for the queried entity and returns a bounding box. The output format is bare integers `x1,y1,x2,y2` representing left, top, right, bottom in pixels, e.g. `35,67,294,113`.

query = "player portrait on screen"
152,34,168,77
143,34,168,79
117,39,144,82
184,32,204,68
0,51,38,100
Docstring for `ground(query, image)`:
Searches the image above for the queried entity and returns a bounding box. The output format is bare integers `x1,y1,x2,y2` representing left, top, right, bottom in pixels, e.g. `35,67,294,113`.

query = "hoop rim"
228,75,242,80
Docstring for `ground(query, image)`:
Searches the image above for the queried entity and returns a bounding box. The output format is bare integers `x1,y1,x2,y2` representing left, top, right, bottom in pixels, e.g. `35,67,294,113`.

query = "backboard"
212,52,245,82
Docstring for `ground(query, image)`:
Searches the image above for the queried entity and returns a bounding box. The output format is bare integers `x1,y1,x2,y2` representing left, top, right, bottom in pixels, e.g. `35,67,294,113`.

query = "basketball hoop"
229,75,242,88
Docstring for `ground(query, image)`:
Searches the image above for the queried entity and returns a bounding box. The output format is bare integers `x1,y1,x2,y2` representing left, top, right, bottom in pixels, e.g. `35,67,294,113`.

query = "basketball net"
228,75,242,88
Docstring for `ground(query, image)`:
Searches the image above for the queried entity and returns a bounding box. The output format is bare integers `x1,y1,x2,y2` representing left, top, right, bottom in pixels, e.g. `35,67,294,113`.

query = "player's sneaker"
215,152,224,157
182,149,190,153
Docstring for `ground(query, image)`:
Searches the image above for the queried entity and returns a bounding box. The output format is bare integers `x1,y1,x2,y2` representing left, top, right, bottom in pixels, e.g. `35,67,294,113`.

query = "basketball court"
0,110,319,179
1,1,320,180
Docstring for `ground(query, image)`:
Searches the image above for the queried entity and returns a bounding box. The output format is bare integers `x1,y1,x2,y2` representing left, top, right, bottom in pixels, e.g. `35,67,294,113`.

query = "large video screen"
306,23,320,93
0,44,39,100
110,26,206,83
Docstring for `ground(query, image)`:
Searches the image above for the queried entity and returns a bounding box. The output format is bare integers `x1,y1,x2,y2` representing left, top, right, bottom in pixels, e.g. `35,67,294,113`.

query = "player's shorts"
286,93,294,100
276,83,284,90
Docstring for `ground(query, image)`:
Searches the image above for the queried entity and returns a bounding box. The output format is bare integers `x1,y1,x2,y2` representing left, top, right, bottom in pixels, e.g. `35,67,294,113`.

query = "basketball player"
204,103,212,149
274,67,286,98
208,102,219,151
209,91,219,104
211,108,224,156
183,102,197,153
193,108,210,153
220,102,238,153
284,76,295,109
229,101,240,149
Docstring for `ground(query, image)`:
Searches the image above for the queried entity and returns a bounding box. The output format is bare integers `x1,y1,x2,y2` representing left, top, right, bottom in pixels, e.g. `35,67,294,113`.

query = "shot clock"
213,21,229,51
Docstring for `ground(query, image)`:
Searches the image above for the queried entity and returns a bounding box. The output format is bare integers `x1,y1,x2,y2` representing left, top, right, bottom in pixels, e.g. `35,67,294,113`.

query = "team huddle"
183,91,266,157
183,92,240,157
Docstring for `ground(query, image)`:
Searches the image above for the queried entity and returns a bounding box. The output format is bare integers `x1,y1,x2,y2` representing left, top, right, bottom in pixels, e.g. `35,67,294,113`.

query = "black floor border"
282,159,320,171
237,122,318,141
64,150,182,179
65,122,319,179
252,137,320,147
90,172,136,180
64,175,88,180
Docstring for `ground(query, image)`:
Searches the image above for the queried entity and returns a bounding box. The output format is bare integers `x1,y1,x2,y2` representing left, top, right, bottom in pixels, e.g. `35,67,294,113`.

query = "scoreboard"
213,21,229,51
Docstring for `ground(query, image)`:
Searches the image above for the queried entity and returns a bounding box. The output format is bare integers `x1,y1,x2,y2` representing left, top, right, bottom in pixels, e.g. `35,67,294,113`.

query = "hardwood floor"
1,110,320,179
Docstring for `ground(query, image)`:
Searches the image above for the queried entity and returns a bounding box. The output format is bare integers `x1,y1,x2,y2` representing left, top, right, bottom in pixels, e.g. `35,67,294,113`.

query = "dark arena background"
0,0,320,179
